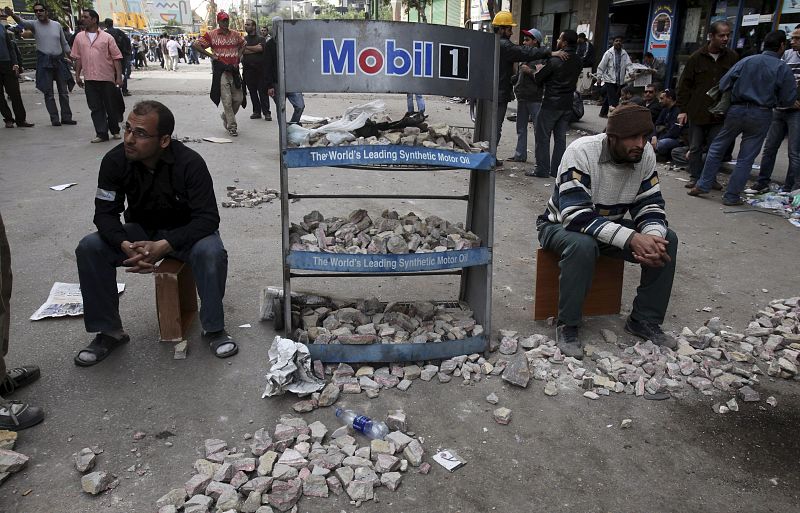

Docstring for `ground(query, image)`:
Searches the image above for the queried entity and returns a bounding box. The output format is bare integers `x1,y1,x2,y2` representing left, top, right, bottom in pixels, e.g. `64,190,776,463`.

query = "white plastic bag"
311,100,386,136
326,131,356,145
287,124,311,146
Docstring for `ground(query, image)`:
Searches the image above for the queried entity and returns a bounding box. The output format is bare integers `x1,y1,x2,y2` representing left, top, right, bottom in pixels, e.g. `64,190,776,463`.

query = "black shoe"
506,156,526,162
52,121,61,126
202,330,239,358
722,197,744,206
61,120,77,125
264,113,272,121
0,401,45,431
781,185,795,193
624,317,677,349
495,159,503,167
506,114,517,121
16,121,34,128
122,91,132,97
749,182,770,193
556,324,584,359
1,365,41,396
250,113,262,119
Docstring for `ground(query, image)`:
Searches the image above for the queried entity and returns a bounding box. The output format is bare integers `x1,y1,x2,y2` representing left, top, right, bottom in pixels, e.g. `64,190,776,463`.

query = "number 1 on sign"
449,48,459,77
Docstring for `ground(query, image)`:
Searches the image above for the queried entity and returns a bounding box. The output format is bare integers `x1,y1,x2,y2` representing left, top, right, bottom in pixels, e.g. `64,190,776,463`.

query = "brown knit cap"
605,104,655,138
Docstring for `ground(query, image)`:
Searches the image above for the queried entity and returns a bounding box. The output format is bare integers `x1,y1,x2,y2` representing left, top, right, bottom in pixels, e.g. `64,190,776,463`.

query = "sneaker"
556,324,584,359
90,136,109,143
0,365,41,396
624,317,677,349
228,127,238,137
112,133,122,140
747,182,770,194
0,400,45,431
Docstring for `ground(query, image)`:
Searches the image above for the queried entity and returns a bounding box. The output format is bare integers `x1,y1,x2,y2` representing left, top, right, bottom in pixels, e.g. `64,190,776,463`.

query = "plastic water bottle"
335,408,389,440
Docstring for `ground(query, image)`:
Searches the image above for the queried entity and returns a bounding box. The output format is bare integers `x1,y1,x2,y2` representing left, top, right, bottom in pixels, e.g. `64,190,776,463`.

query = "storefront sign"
288,248,491,273
741,14,760,26
283,145,495,170
645,2,676,70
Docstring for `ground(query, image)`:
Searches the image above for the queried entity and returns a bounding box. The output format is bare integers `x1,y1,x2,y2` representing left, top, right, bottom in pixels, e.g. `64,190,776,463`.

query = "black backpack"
109,28,131,57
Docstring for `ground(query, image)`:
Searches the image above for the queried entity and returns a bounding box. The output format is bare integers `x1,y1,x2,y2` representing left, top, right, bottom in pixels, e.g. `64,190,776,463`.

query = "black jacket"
93,141,220,252
534,46,582,110
513,59,544,102
499,36,551,103
263,37,277,87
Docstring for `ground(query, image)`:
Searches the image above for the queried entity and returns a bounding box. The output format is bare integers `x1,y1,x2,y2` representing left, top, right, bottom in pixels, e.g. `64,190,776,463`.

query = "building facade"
511,0,794,89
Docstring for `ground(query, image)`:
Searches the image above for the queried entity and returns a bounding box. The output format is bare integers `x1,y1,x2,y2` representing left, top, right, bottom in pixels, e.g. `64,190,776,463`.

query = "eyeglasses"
33,8,45,12
124,124,158,140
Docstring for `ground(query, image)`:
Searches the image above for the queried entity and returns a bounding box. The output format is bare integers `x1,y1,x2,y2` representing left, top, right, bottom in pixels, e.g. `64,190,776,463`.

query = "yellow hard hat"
491,11,516,27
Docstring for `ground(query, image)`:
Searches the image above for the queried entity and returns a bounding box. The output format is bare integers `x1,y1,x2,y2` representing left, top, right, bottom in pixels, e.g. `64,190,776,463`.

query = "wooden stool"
533,248,624,321
154,258,198,342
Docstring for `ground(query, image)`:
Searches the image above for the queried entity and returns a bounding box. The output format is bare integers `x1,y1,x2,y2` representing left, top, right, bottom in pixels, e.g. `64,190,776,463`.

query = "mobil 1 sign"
280,20,496,99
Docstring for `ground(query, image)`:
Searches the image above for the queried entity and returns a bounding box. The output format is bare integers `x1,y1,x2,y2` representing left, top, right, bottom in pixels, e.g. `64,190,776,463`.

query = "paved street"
0,62,798,512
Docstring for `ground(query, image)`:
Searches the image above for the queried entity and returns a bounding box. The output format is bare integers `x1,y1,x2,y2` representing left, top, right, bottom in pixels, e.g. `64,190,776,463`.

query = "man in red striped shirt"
193,11,246,136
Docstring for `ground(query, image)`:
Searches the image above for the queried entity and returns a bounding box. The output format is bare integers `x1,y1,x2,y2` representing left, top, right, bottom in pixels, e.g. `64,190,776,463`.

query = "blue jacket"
720,50,797,108
655,104,681,140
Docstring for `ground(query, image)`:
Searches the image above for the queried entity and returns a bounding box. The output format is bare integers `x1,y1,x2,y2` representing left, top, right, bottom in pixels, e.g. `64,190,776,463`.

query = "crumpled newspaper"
262,336,325,398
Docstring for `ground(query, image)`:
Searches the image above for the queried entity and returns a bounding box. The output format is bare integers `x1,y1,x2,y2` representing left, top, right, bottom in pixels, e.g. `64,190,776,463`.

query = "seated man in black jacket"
532,30,583,178
74,100,236,366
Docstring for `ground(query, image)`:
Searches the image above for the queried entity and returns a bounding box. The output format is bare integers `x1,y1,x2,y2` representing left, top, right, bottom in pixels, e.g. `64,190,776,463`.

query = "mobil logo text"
321,39,470,81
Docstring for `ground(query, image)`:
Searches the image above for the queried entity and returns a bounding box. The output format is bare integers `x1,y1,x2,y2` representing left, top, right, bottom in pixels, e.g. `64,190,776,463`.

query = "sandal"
203,330,239,358
74,333,130,367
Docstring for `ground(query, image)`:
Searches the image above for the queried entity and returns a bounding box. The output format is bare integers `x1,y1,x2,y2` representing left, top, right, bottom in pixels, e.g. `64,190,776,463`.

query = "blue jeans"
534,107,572,177
757,109,800,191
40,65,72,123
512,100,541,160
656,137,681,156
76,224,228,334
406,94,425,113
696,105,773,202
287,92,305,123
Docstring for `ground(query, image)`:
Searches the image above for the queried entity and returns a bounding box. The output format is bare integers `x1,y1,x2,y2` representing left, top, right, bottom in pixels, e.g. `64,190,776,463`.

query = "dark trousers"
121,57,131,93
599,83,621,116
243,66,269,116
0,61,26,124
496,101,508,153
688,122,723,180
39,65,73,123
534,107,572,177
84,80,120,139
0,211,11,381
538,222,678,327
75,224,228,334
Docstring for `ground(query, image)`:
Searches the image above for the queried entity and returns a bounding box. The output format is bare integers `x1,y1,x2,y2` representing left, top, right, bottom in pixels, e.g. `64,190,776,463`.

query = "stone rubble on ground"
221,186,280,208
155,414,426,511
289,209,482,255
74,447,97,473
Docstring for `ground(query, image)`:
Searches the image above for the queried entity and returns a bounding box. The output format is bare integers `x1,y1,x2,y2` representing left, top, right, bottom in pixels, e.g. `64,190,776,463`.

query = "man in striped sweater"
536,105,678,358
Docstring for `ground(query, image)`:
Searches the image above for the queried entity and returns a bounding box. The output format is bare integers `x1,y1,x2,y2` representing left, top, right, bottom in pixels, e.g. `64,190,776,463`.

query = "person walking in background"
751,25,800,194
166,36,180,72
688,30,797,206
4,3,72,126
596,36,632,118
193,11,246,136
405,94,425,116
508,28,544,164
102,18,131,97
676,21,738,189
71,9,123,143
0,13,32,128
242,19,269,120
532,30,582,178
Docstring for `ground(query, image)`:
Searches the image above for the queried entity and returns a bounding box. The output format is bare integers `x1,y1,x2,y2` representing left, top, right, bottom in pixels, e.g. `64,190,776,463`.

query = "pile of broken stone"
222,186,280,208
290,209,481,254
154,413,426,512
0,430,27,486
294,299,483,347
294,122,488,153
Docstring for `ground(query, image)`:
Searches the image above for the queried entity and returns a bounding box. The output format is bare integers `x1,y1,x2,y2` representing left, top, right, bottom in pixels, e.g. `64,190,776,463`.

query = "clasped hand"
628,233,670,268
121,240,173,273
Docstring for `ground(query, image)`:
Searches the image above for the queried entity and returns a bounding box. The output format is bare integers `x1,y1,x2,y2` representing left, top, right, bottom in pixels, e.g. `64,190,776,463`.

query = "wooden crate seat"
154,257,198,342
